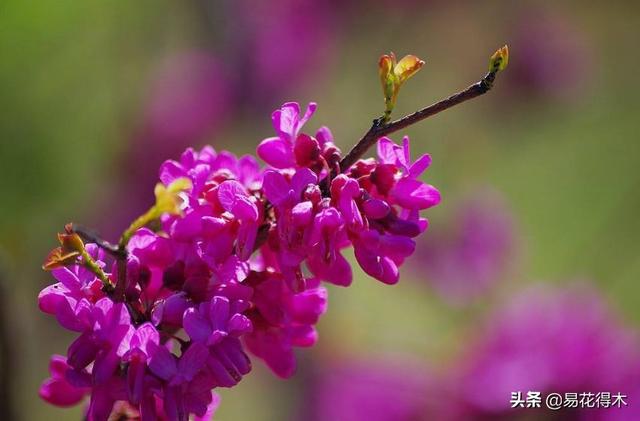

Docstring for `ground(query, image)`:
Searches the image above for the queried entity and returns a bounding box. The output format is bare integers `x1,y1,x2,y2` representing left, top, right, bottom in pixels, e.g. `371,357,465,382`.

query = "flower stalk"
118,178,192,249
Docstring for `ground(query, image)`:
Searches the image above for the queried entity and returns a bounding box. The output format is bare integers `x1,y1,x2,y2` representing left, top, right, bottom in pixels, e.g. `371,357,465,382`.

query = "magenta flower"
257,103,343,174
122,323,160,405
257,102,317,169
66,299,134,384
184,296,252,347
352,229,415,285
244,271,327,378
262,167,322,290
376,136,440,210
39,355,90,407
306,207,352,287
39,101,439,418
216,180,260,260
183,296,253,387
258,116,439,287
148,341,214,420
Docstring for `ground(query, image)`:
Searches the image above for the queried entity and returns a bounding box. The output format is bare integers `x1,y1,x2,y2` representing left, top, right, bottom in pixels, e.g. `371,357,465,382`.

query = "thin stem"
71,224,125,258
119,207,158,249
79,248,113,289
71,225,143,318
338,70,498,174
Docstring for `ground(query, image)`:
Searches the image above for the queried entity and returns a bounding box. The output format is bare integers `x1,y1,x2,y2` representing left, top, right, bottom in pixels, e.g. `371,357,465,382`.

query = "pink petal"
262,170,291,205
408,153,432,178
237,155,260,185
93,350,120,385
354,246,400,285
159,160,186,186
39,355,88,407
209,296,230,331
290,167,318,197
178,342,209,381
56,297,88,332
236,222,258,261
315,126,334,146
194,392,220,421
67,333,99,369
51,267,81,291
308,252,352,287
291,201,313,226
228,313,253,335
379,234,416,262
38,283,69,315
257,136,294,168
377,137,398,164
131,322,160,354
290,325,318,347
400,136,411,169
39,378,86,407
245,330,295,379
201,216,227,236
298,102,317,129
183,308,212,342
391,178,441,210
148,342,177,381
206,355,239,387
272,102,300,141
219,338,252,376
288,287,328,324
363,198,391,219
217,180,258,222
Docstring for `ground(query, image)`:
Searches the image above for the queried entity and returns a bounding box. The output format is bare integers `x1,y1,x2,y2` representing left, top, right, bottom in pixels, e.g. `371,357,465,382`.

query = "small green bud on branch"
378,52,425,122
337,45,509,175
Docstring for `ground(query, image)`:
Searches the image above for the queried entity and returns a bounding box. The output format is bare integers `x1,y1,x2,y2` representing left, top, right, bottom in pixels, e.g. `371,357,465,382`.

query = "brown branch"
337,70,498,174
70,223,125,258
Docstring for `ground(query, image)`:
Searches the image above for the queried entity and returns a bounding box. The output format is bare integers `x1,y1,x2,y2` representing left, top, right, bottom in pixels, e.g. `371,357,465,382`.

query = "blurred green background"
1,1,639,419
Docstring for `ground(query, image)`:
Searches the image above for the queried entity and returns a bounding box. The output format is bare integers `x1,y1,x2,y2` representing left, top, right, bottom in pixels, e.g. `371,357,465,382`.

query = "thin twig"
337,70,498,175
70,223,125,258
70,224,145,322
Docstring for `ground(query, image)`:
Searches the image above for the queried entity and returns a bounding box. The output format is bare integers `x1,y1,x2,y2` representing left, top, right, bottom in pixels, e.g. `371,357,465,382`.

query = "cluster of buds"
38,99,440,420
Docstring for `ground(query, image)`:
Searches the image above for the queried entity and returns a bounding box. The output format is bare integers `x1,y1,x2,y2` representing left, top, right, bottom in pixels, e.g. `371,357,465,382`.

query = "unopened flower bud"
489,45,509,73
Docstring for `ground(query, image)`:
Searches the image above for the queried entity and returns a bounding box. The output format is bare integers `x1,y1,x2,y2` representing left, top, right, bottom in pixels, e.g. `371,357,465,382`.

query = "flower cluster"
38,101,440,420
